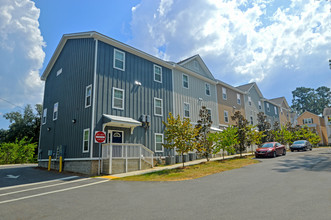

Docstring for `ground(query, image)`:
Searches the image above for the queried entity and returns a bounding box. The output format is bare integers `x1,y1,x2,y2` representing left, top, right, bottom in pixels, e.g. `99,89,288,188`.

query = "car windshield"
293,141,305,144
260,143,274,148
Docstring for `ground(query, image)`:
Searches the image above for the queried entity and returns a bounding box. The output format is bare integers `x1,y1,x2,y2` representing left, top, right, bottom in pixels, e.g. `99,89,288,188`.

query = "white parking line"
0,176,78,191
0,178,89,197
0,179,109,204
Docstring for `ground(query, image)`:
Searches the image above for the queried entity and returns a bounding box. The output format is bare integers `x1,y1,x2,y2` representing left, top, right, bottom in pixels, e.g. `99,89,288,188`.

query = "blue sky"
0,0,330,129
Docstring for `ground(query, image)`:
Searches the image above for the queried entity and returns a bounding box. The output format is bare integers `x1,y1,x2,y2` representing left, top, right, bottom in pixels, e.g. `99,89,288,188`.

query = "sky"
0,0,330,129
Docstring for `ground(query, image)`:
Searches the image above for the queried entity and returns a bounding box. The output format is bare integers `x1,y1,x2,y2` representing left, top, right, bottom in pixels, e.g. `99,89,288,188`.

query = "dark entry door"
110,130,123,144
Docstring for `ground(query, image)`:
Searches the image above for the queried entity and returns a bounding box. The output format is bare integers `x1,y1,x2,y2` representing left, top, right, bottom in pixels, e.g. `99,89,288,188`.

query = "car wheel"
282,149,286,155
273,151,277,158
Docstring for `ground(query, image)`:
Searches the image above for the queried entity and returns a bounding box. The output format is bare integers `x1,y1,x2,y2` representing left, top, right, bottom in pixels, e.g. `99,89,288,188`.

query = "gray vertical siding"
40,38,95,159
243,86,264,125
92,41,173,157
264,101,280,127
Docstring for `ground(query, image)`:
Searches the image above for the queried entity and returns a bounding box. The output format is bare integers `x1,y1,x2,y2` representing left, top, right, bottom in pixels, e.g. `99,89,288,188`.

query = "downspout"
90,37,98,158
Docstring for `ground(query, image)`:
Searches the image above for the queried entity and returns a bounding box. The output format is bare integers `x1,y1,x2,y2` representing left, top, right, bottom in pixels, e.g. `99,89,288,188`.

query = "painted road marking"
0,176,78,191
98,175,120,180
5,175,20,179
0,178,89,197
0,179,109,204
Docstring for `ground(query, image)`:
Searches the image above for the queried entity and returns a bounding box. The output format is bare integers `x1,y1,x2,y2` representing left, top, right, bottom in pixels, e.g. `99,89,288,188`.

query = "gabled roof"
269,97,290,109
41,31,174,81
297,110,322,119
176,54,215,80
216,80,245,94
236,82,264,98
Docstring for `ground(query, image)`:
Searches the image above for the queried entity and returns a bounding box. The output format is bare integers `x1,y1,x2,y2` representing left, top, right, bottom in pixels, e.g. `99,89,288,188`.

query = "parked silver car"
290,140,312,152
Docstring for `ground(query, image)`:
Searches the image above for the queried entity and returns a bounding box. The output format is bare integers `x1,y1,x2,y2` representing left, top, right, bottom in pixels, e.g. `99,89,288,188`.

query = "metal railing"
102,143,154,174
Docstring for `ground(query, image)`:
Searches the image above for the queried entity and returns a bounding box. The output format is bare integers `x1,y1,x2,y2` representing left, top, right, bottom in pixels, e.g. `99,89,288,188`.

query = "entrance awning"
103,114,142,134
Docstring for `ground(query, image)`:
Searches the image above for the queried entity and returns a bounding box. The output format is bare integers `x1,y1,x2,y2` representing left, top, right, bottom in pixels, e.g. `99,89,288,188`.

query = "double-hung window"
248,96,252,106
112,88,124,110
207,109,212,122
237,93,241,105
155,134,164,152
85,85,92,108
113,49,125,71
222,87,227,100
267,103,270,112
182,74,189,88
154,98,163,116
154,65,162,83
53,102,58,121
42,109,47,125
184,103,190,118
250,116,254,125
224,110,229,123
258,101,262,110
83,128,90,152
205,83,211,96
274,106,278,115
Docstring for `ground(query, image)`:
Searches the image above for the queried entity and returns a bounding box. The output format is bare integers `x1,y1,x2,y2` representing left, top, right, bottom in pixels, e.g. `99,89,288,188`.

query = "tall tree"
231,111,250,157
163,113,200,167
315,86,331,114
256,112,271,143
195,106,213,161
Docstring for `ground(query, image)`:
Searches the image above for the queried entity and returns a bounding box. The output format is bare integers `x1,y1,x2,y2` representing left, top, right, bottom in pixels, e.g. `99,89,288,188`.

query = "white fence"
102,143,154,174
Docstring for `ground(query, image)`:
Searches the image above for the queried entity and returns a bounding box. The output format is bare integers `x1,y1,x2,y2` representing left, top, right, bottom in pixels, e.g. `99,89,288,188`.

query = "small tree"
196,106,213,161
246,126,264,155
163,113,200,167
208,126,238,159
231,111,250,157
256,112,271,143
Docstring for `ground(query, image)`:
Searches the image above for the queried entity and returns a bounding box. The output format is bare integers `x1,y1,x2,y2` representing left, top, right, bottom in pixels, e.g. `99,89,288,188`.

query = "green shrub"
0,137,37,164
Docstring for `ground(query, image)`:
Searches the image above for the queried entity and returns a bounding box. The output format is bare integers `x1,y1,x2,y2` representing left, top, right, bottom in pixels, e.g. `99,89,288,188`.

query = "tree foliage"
256,112,271,143
163,113,200,167
0,137,37,164
291,86,331,115
195,106,213,161
231,111,250,157
208,126,238,159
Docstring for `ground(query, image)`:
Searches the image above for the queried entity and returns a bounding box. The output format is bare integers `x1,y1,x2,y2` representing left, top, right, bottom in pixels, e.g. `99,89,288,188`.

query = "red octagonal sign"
95,131,106,143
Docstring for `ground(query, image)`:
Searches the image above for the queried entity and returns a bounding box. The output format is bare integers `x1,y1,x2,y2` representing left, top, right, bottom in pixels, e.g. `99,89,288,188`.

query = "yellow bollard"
48,156,51,171
59,156,63,173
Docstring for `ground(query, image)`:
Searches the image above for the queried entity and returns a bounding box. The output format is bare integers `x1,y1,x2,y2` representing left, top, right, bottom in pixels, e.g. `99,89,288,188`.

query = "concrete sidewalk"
100,152,254,179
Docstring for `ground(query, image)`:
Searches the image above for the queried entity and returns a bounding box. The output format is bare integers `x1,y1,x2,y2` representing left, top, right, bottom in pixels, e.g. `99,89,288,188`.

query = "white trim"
153,64,162,83
91,39,98,158
112,87,125,110
155,133,164,152
237,93,241,105
274,106,278,115
83,128,90,153
224,110,229,123
222,87,227,100
267,103,270,112
154,97,163,116
258,100,262,110
184,102,190,118
205,83,211,96
56,68,62,76
182,73,189,89
53,102,58,121
39,158,101,162
85,84,92,108
113,48,125,71
248,96,252,106
42,108,47,125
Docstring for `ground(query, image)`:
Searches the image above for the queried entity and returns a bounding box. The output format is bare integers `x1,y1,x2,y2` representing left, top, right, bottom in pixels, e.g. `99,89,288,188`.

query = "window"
184,102,190,118
207,109,212,122
205,83,211,96
248,96,252,106
154,65,162,83
237,93,241,105
53,102,58,121
274,106,278,115
154,98,163,116
222,87,227,100
267,103,270,112
281,108,283,115
155,133,164,152
303,118,313,124
83,128,90,152
56,68,62,76
112,88,124,110
42,108,47,125
85,85,92,108
113,49,125,71
258,101,262,110
224,110,229,123
250,116,254,125
182,74,189,88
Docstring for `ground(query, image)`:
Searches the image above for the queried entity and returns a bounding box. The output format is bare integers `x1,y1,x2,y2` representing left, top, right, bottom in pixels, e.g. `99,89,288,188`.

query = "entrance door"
108,130,123,144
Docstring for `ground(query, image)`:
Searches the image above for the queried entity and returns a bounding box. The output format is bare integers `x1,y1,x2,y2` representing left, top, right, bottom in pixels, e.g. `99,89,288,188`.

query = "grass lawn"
114,156,259,181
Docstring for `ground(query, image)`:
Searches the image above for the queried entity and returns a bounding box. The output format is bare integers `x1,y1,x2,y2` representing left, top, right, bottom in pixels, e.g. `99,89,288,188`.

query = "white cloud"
0,0,45,109
130,0,331,101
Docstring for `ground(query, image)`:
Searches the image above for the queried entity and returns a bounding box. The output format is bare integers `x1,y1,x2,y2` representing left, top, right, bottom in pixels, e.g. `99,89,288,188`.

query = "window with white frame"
248,96,252,106
83,128,90,152
154,65,162,83
42,108,47,125
267,103,270,112
85,85,92,108
224,110,229,123
182,74,189,88
205,83,211,96
112,88,124,110
207,109,212,122
53,102,58,121
274,106,278,115
113,49,125,71
303,118,313,124
184,102,190,118
258,101,262,110
250,116,254,125
56,68,62,76
154,98,163,116
237,93,241,105
281,108,283,115
222,87,227,100
155,133,164,152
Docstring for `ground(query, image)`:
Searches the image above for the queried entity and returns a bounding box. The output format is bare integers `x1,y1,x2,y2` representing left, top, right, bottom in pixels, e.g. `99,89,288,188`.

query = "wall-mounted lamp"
72,119,76,124
233,106,236,109
47,127,51,131
198,98,203,102
134,80,142,86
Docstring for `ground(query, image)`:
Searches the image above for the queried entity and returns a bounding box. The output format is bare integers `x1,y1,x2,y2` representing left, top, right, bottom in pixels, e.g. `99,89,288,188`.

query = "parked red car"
255,142,286,158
